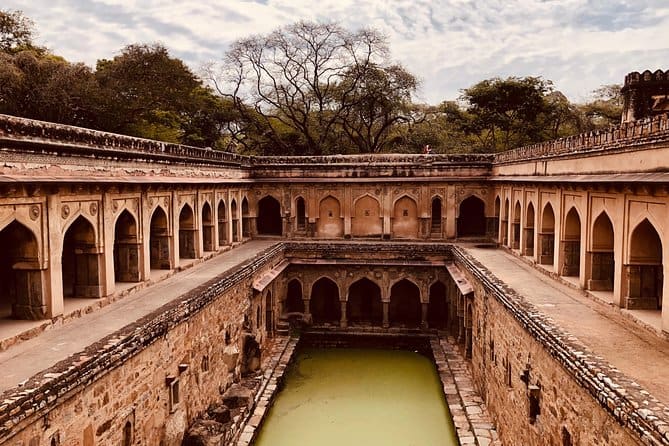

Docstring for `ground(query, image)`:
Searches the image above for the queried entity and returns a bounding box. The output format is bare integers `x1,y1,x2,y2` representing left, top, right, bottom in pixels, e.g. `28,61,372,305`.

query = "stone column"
382,301,390,328
421,302,428,330
303,298,311,319
340,300,347,328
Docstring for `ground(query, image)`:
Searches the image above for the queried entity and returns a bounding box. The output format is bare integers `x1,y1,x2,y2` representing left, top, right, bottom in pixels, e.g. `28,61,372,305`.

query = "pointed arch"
217,199,227,246
502,198,510,245
241,197,250,238
149,206,171,270
626,219,663,310
62,215,101,298
311,277,341,324
202,201,214,251
179,204,196,259
539,203,555,265
493,196,501,240
524,202,535,256
431,196,443,235
295,196,306,231
511,201,522,249
389,279,422,327
392,195,419,239
231,199,239,242
458,195,486,237
257,195,282,235
285,279,304,313
352,194,382,237
317,195,343,238
347,278,382,325
561,207,581,277
0,220,44,319
588,212,614,291
114,209,140,282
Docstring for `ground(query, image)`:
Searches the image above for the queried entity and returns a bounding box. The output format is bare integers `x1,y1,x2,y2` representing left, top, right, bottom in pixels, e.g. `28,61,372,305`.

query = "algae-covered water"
253,348,458,446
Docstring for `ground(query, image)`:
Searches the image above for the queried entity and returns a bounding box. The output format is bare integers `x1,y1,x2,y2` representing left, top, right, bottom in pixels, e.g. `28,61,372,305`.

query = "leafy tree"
579,84,623,130
0,9,39,53
210,21,418,155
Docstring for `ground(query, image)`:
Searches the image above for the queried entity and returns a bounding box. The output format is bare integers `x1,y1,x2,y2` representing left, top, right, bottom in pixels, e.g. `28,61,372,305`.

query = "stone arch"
257,195,283,235
389,279,422,327
524,202,535,256
502,198,510,245
285,279,304,313
62,215,101,298
511,201,522,249
588,212,614,291
201,201,215,251
217,199,227,246
0,220,44,319
539,203,555,265
431,195,443,235
561,207,581,277
458,195,486,237
392,195,419,239
493,196,501,240
352,194,382,237
149,206,171,270
231,199,239,242
178,204,196,259
427,280,448,329
625,219,663,310
310,277,341,324
317,195,344,238
347,278,382,325
241,197,250,238
295,196,306,231
114,209,140,283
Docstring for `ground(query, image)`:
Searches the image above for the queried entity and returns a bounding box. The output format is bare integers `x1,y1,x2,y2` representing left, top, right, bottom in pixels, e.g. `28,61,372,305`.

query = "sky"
5,0,669,104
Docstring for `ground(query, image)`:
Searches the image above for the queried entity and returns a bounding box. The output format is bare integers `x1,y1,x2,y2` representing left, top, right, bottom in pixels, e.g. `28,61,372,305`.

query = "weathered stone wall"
452,246,664,446
0,243,284,446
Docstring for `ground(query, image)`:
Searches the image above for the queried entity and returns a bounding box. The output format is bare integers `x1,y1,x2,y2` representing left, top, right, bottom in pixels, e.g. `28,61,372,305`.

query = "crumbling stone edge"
451,245,669,446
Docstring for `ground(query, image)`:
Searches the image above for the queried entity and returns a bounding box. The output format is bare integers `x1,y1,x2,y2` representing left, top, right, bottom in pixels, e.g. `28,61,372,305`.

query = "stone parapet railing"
494,113,669,164
0,114,251,167
451,245,669,446
251,153,493,165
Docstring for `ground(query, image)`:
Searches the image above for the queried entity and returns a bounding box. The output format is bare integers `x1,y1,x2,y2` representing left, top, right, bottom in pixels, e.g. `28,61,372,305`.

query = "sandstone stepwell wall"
0,244,284,446
452,246,665,446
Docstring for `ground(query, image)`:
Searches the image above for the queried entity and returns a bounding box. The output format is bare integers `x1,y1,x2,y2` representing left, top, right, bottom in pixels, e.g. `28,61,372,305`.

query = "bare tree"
208,21,417,155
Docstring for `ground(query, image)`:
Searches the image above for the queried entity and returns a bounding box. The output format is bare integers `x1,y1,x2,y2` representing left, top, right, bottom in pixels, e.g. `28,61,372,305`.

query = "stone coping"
451,245,669,446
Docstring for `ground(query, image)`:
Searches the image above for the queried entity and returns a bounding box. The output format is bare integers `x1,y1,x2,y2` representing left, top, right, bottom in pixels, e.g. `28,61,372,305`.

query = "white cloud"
4,0,669,103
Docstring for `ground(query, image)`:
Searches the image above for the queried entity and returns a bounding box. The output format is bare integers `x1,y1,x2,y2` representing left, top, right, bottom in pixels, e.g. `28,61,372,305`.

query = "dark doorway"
347,278,383,325
179,204,196,259
114,210,140,282
149,206,171,270
202,202,214,252
311,277,340,324
62,216,100,298
427,281,448,329
458,196,486,237
285,279,304,313
242,198,250,238
296,197,306,231
431,197,442,234
231,199,239,242
257,196,282,235
389,279,422,327
217,200,227,245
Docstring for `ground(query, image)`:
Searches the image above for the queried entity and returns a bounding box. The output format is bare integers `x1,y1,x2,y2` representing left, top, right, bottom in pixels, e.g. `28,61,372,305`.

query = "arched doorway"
626,219,663,310
0,221,44,319
502,199,510,245
392,196,419,239
352,195,382,237
458,196,486,237
431,196,442,236
149,206,171,270
114,210,140,282
285,279,304,313
178,204,196,259
296,197,306,232
257,196,282,235
62,216,101,298
427,281,448,329
231,199,239,242
561,208,581,277
512,201,521,249
310,277,340,324
493,197,500,241
588,212,614,291
202,202,214,252
217,200,227,246
241,197,250,238
389,279,422,327
317,196,343,238
539,203,555,265
524,203,535,256
347,278,382,325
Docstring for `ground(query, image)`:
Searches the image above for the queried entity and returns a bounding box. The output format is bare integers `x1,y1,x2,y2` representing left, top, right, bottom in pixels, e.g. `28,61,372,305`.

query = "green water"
253,348,458,446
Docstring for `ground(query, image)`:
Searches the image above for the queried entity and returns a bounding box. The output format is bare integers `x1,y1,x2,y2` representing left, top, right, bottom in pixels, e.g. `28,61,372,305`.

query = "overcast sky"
5,0,669,104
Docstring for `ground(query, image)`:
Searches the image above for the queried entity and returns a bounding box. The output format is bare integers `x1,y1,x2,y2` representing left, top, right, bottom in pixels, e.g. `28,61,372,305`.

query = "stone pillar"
421,302,428,330
102,192,116,296
382,301,390,328
303,298,311,319
340,300,347,328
